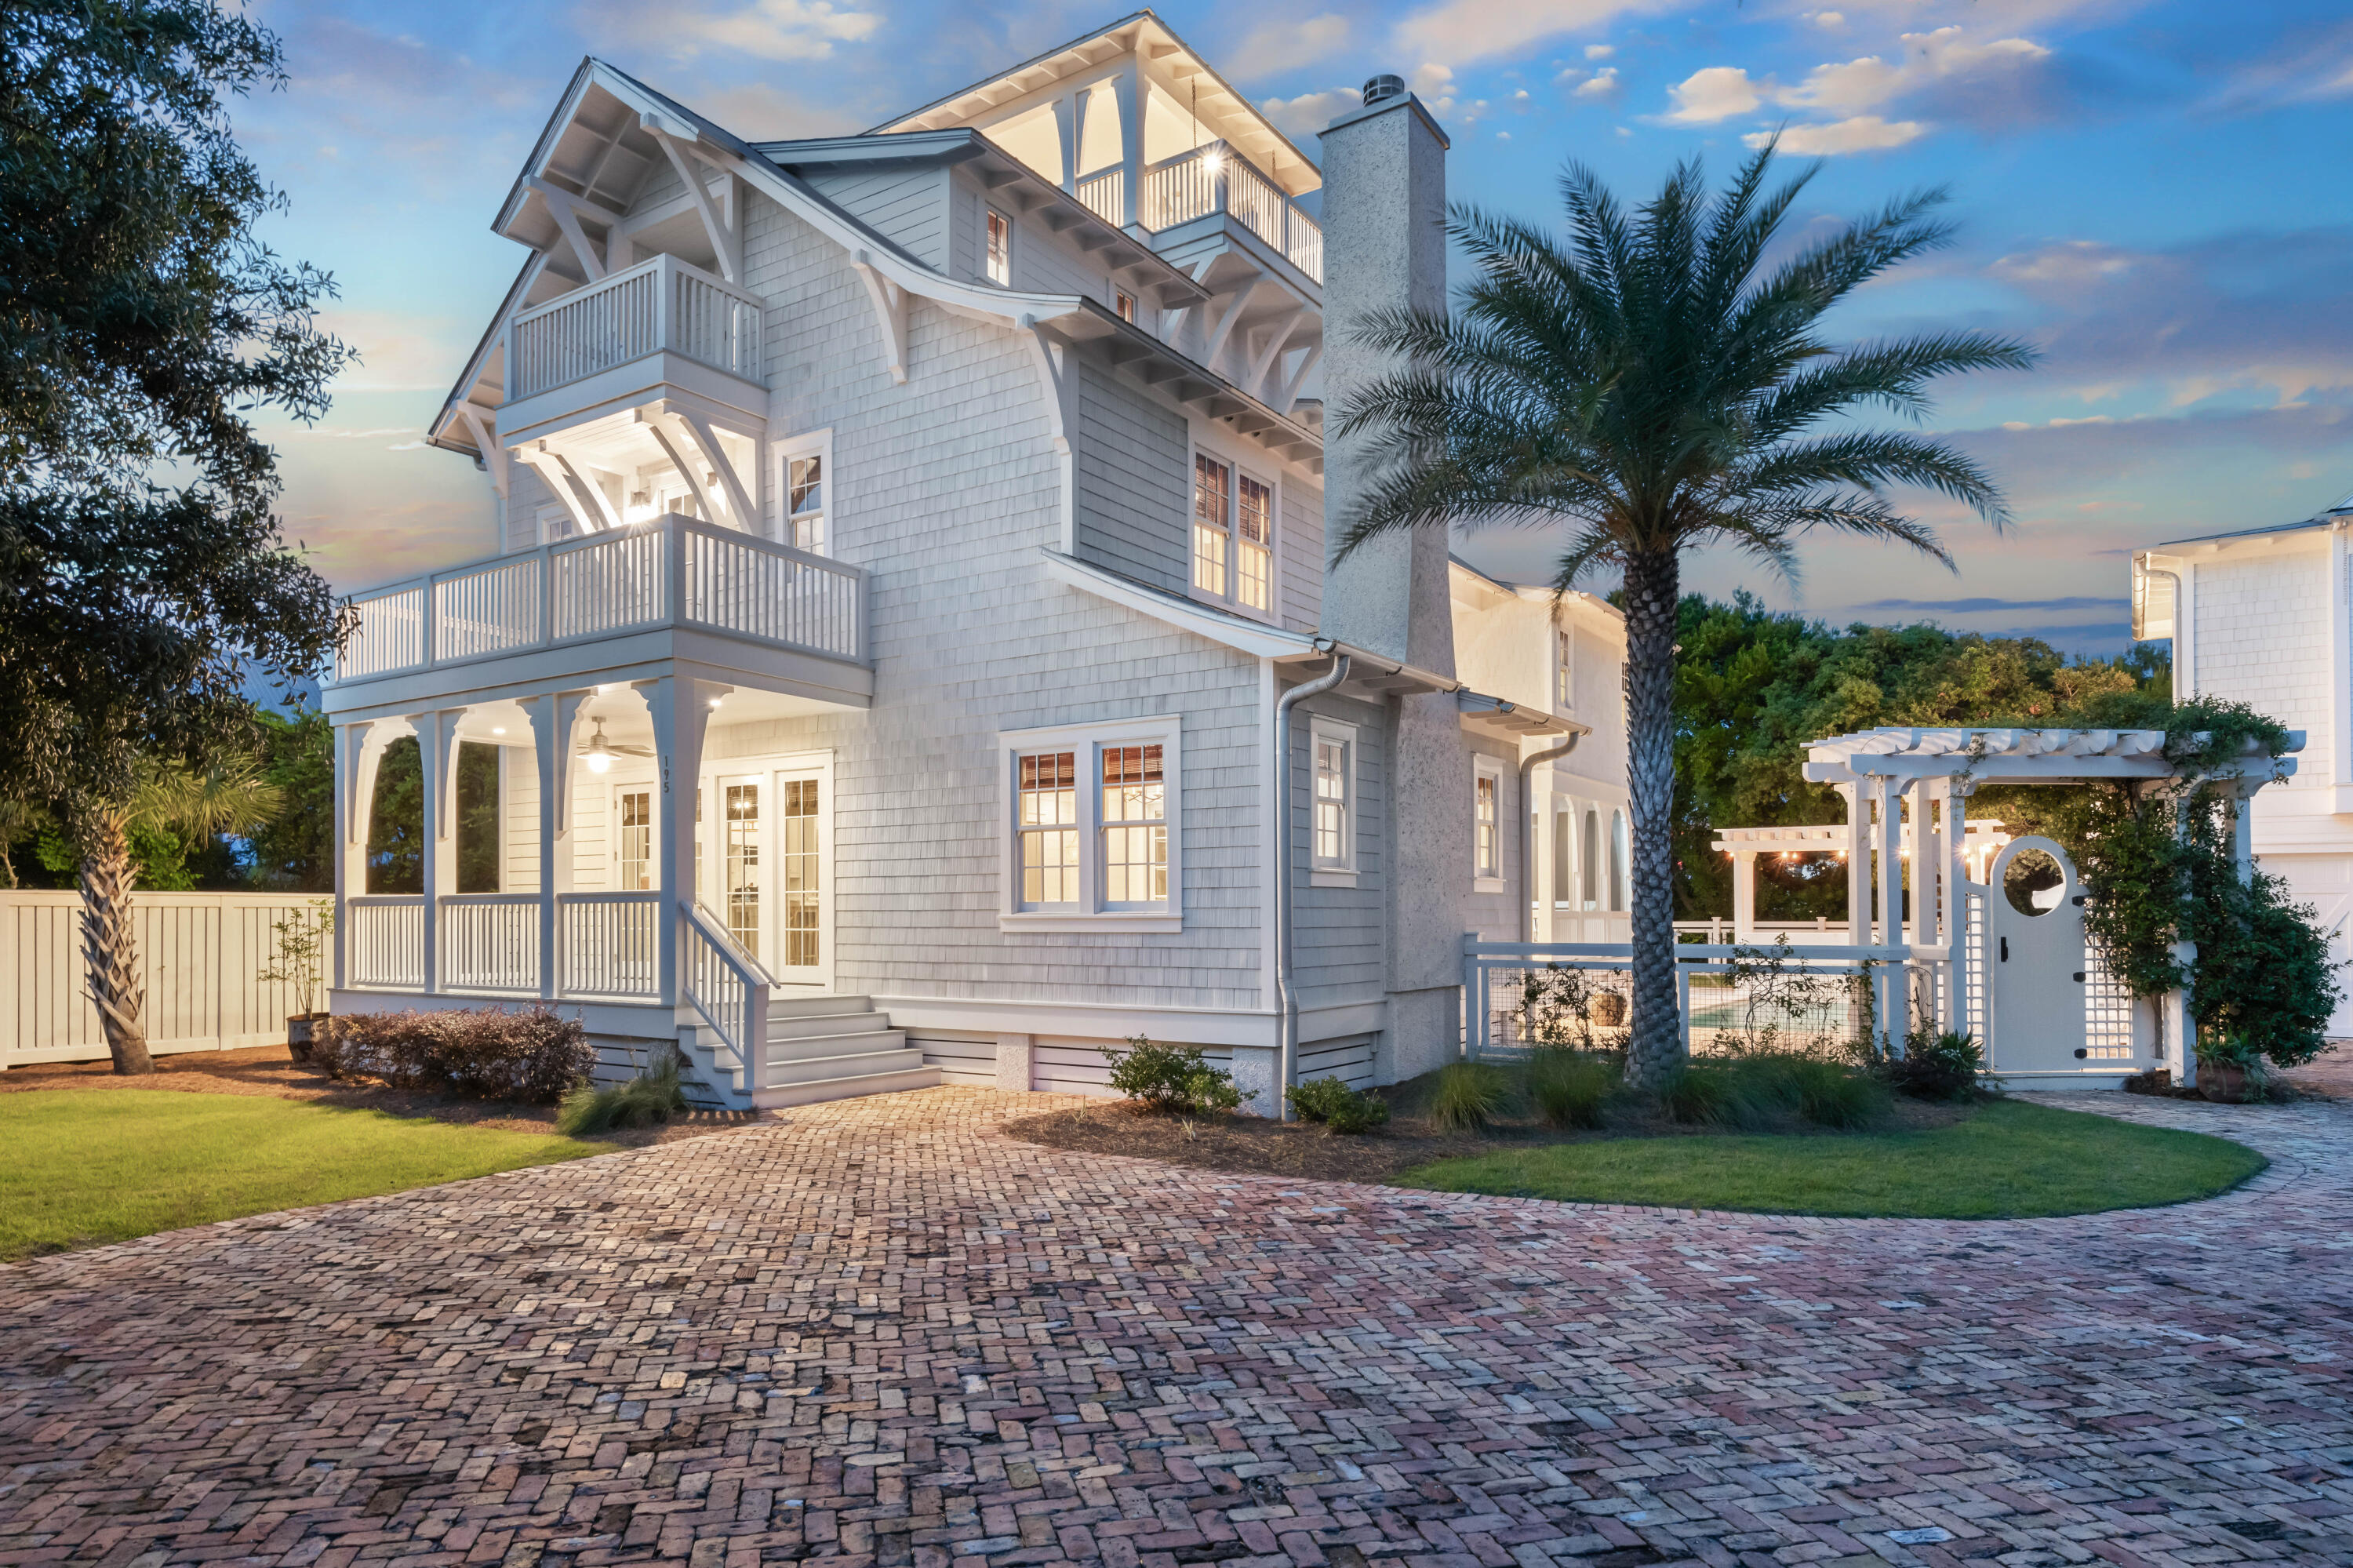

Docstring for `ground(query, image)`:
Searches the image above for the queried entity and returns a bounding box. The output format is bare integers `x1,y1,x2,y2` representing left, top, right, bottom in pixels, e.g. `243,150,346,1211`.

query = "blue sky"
237,0,2353,657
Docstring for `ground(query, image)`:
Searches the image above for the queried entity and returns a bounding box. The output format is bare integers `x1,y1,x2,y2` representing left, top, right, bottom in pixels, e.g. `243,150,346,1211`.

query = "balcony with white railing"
1140,142,1322,285
328,513,869,695
501,252,765,434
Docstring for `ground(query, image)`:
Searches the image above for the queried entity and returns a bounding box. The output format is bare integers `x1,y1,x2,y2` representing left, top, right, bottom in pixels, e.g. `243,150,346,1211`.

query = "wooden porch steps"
683,992,940,1111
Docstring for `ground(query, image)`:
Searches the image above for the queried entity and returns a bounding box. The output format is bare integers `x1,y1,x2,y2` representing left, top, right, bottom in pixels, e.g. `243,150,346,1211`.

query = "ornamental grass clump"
1429,1060,1508,1133
1289,1075,1390,1134
315,1006,592,1103
558,1050,689,1135
1527,1049,1616,1130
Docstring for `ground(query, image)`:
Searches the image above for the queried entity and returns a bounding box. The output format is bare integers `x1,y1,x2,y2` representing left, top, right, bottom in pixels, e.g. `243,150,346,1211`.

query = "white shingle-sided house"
320,12,1631,1111
2133,500,2353,1036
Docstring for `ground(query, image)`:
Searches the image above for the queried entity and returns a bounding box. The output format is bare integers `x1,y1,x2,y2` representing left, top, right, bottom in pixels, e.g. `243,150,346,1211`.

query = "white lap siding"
802,167,951,272
2192,550,2331,794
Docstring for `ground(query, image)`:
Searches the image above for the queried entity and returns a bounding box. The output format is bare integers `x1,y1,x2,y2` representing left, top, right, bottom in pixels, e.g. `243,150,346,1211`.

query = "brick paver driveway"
2,1089,2348,1568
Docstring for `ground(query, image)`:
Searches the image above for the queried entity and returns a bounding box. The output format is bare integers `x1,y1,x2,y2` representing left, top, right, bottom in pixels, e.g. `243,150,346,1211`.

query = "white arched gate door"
1984,835,2122,1082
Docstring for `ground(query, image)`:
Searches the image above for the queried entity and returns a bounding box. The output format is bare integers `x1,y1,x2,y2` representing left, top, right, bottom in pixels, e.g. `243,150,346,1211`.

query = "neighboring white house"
320,14,1631,1110
2133,495,2353,1036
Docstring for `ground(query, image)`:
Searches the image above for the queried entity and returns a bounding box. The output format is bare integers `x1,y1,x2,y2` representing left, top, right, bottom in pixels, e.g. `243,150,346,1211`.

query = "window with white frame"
1190,451,1275,616
986,209,1012,286
1309,716,1356,879
1555,624,1574,711
1002,719,1183,929
776,432,831,555
1115,289,1136,322
1472,759,1504,887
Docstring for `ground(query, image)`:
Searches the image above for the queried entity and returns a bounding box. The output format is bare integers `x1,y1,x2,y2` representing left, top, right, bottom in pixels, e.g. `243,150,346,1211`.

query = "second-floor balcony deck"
500,252,766,440
1078,141,1323,285
324,513,870,710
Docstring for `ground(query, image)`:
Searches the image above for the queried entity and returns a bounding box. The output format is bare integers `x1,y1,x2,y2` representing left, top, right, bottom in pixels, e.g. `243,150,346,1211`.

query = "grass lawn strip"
1397,1097,2266,1218
0,1090,616,1261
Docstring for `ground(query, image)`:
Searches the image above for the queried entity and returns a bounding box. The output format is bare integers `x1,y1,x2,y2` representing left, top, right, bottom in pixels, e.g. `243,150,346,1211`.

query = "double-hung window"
986,209,1012,286
1555,624,1574,711
1190,451,1275,617
1472,758,1505,891
1003,719,1183,930
1308,715,1356,883
776,431,832,555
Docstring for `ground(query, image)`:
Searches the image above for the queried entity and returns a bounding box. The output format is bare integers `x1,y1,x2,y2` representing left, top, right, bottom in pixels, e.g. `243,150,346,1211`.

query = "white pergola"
1709,819,2013,942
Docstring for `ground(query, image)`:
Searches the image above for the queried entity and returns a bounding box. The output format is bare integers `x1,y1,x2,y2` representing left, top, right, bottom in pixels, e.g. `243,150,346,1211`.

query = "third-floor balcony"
500,252,766,440
1078,141,1323,286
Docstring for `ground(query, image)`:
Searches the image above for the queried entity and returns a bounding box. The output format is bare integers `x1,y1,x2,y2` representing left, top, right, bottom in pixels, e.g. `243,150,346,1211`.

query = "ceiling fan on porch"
577,719,651,775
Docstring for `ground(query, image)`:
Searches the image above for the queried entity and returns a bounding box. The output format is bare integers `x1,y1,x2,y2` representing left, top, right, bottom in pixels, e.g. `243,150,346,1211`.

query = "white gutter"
1272,651,1350,1120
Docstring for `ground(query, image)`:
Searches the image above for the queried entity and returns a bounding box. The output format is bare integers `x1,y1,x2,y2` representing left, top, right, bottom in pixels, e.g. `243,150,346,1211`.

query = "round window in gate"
2002,847,2067,916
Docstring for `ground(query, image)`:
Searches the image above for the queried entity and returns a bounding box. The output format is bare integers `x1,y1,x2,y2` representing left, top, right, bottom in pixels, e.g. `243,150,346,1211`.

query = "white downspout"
1518,733,1582,941
1274,650,1351,1120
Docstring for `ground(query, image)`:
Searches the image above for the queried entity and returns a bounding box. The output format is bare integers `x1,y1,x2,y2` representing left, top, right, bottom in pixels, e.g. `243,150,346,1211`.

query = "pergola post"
1838,782,1867,943
1874,773,1902,950
1730,849,1757,943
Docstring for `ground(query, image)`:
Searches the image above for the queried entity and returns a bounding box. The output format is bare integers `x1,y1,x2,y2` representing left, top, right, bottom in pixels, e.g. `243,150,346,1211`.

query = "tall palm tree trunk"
78,816,154,1075
1621,547,1683,1087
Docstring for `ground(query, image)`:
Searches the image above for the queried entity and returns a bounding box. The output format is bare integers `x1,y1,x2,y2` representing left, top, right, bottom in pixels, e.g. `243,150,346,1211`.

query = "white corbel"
435,711,465,841
673,409,758,531
1243,307,1305,401
1201,275,1266,368
643,117,741,284
513,445,611,535
552,450,622,532
526,176,620,282
455,404,507,500
1276,341,1322,416
643,409,728,527
851,250,910,385
554,691,589,833
1020,315,1077,552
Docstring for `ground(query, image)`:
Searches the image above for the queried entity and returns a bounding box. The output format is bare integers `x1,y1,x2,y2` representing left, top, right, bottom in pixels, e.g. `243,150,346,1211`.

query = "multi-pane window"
1115,289,1136,322
726,784,760,950
1313,734,1351,868
1191,453,1229,597
1555,626,1574,711
1016,751,1079,908
1099,744,1167,907
986,209,1011,286
1474,769,1500,880
1191,453,1275,616
617,788,653,891
782,777,820,969
787,453,824,554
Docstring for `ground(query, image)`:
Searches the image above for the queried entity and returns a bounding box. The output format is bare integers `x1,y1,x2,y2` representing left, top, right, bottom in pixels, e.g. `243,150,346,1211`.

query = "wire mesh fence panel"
1475,962,1636,1061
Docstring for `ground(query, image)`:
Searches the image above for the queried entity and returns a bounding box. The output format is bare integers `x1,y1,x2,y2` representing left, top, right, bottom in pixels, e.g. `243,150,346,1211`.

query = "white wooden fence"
2,891,329,1065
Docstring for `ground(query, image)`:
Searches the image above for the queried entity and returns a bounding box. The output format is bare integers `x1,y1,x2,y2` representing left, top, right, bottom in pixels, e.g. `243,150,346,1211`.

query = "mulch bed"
0,1045,773,1148
1005,1093,1971,1184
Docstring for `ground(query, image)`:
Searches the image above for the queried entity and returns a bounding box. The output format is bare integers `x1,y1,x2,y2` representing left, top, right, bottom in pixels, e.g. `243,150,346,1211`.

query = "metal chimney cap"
1362,74,1406,106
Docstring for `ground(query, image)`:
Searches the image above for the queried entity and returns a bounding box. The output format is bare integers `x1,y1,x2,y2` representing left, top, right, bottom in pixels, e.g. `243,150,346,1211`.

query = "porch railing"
507,253,762,402
350,896,426,989
559,893,660,999
439,894,539,995
331,514,867,683
1075,167,1124,228
1141,143,1322,283
683,901,770,1096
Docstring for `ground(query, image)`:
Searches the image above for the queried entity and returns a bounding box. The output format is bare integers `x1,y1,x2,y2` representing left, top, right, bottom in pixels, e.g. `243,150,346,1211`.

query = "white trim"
1308,714,1358,879
998,714,1183,931
985,206,1013,287
878,992,1387,1050
774,427,834,554
1183,431,1281,624
1472,755,1506,892
1043,550,1311,657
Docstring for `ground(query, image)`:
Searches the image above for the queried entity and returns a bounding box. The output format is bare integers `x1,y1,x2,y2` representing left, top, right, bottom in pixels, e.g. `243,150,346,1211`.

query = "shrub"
1105,1035,1251,1116
1528,1050,1614,1130
558,1050,689,1135
1290,1075,1390,1134
1429,1060,1507,1133
1881,1028,1985,1101
315,1006,592,1104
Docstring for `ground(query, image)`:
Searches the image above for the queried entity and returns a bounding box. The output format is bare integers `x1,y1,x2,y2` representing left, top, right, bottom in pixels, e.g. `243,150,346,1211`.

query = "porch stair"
683,993,938,1111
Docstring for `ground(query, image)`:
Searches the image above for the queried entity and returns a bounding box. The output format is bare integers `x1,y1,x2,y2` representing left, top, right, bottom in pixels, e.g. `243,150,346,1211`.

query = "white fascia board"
1042,549,1314,658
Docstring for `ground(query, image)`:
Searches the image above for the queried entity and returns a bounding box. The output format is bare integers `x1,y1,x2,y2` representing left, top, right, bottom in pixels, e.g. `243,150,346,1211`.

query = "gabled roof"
868,9,1319,198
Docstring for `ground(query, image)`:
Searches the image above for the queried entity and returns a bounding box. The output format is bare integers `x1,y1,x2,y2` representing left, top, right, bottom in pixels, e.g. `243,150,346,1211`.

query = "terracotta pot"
2198,1063,2248,1104
286,1012,329,1062
1590,993,1627,1028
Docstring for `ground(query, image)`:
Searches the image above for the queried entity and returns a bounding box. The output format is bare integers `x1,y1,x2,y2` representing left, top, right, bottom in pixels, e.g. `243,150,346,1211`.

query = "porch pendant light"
583,721,617,775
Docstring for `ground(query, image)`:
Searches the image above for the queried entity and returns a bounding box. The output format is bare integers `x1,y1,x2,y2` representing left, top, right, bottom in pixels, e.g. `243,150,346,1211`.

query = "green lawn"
1396,1098,2266,1218
0,1091,616,1261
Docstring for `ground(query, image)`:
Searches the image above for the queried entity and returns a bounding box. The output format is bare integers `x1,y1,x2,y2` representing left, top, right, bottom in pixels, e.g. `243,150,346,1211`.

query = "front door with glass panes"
711,766,826,986
613,784,656,891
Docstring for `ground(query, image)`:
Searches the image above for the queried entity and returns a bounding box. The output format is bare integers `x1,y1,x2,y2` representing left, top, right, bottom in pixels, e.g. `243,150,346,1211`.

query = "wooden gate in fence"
2,891,329,1066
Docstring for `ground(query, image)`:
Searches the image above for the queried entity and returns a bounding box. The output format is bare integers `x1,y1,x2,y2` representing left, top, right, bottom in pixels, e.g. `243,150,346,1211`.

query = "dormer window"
986,209,1011,286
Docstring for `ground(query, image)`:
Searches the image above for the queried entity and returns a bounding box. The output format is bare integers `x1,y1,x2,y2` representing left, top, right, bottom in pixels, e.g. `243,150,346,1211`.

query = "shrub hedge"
317,1006,593,1104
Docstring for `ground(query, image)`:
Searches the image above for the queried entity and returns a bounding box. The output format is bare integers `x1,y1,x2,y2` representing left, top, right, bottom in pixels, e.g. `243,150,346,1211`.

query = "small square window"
1115,289,1136,322
986,209,1011,286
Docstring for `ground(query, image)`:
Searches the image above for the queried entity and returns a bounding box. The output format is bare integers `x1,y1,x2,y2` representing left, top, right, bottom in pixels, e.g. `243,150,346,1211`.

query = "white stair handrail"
682,900,771,1095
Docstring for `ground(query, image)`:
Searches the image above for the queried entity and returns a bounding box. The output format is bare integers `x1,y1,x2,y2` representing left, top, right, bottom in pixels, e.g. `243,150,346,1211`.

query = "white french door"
707,764,827,987
776,769,824,985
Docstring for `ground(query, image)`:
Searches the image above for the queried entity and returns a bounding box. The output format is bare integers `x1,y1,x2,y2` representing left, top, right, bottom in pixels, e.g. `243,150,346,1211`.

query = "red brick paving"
2,1086,2348,1568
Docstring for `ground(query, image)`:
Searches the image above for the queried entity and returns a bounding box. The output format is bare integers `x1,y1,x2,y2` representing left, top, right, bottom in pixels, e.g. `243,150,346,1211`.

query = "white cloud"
1585,43,1614,59
1228,13,1353,83
1257,87,1362,140
1389,0,1674,69
1783,27,2050,117
1575,67,1620,99
1745,115,1926,153
591,0,881,64
1664,65,1765,123
1413,62,1460,116
1813,10,1846,27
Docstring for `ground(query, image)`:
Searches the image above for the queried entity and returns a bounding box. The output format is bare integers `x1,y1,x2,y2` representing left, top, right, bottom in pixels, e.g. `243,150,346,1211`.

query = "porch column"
1730,849,1757,943
641,675,714,1006
529,693,586,1000
331,721,367,991
1944,780,1972,1032
420,710,461,994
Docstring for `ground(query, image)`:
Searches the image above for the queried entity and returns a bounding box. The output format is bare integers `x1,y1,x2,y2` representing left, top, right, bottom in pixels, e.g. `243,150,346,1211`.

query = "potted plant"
2195,1033,2260,1104
258,901,333,1060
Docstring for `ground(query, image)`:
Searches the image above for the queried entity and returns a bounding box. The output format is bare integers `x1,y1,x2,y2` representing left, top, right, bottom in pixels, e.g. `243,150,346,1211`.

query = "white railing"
1463,937,1916,1060
1672,918,1851,945
328,515,867,683
439,895,539,994
2,892,332,1064
683,902,770,1095
559,893,660,999
507,253,762,401
350,896,426,989
434,558,540,662
1076,167,1125,227
1140,143,1322,284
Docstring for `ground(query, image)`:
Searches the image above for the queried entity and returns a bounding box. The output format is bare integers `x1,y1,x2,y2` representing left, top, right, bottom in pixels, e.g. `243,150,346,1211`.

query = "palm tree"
71,758,282,1074
1332,144,2035,1086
